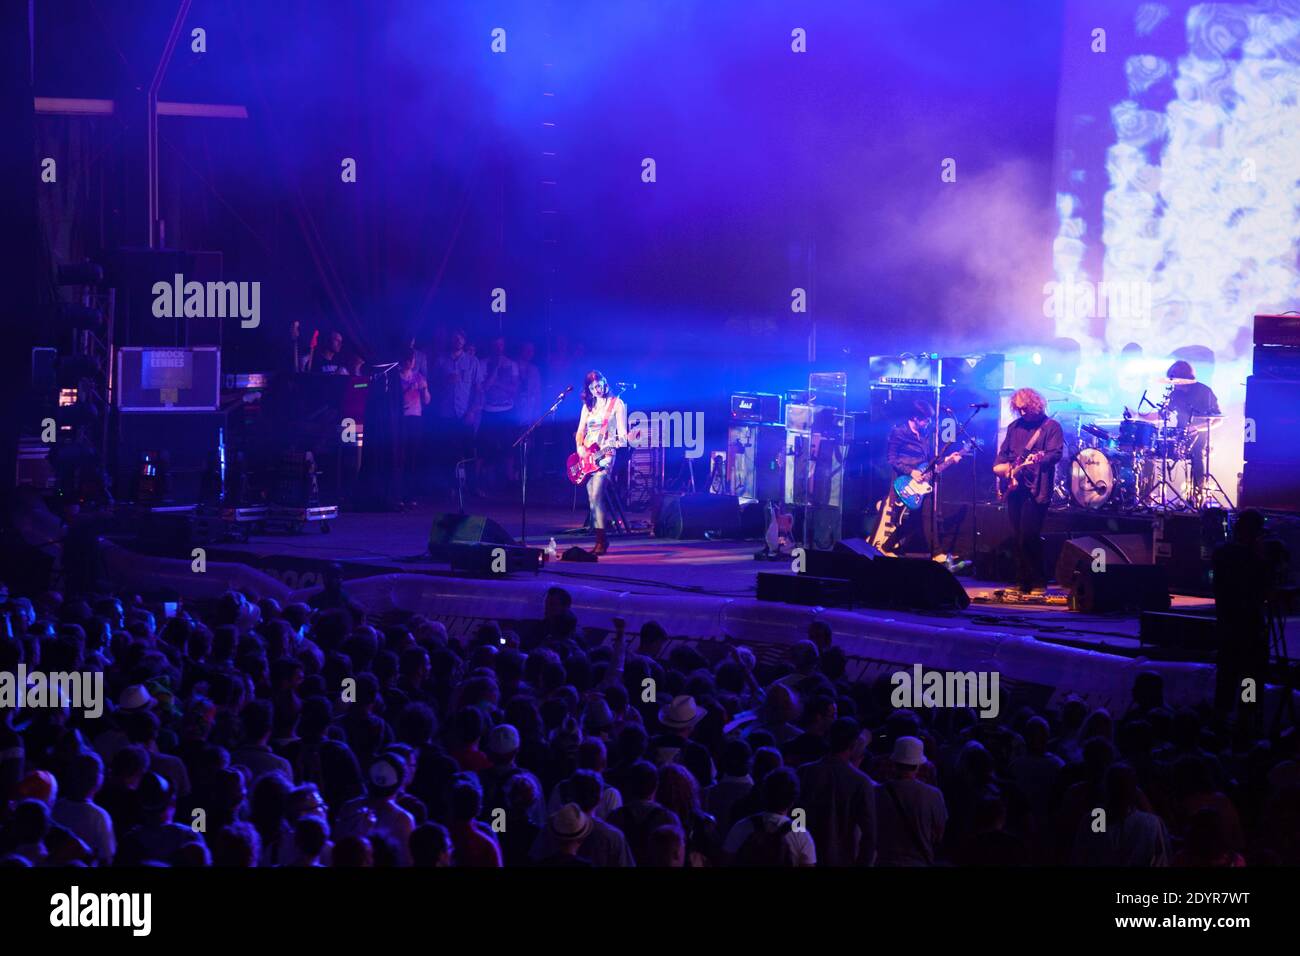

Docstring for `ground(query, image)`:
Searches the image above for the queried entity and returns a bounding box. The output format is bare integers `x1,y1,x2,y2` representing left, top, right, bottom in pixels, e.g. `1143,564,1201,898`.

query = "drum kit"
1051,377,1227,513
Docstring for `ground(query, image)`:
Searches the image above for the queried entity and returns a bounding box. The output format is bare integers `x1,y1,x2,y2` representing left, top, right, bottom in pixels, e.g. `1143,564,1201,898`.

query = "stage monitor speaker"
804,539,971,610
653,493,742,539
1053,534,1152,586
447,543,543,575
429,513,515,558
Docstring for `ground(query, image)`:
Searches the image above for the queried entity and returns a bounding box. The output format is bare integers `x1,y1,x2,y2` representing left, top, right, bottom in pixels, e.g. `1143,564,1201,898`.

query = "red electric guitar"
567,440,616,485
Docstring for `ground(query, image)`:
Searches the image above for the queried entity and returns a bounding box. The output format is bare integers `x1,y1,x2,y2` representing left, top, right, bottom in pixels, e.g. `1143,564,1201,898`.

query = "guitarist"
575,370,629,555
881,400,962,557
993,388,1064,594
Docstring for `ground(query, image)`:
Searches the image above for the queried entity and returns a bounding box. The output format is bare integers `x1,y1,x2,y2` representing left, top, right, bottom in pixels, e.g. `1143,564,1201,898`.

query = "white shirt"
53,798,116,865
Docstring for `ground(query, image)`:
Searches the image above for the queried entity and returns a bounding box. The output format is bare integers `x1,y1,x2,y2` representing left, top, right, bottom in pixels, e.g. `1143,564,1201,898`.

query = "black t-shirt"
1166,382,1220,435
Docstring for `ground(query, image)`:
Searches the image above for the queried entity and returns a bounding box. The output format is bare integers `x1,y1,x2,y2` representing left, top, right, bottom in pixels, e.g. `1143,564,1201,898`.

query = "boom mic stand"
511,385,573,545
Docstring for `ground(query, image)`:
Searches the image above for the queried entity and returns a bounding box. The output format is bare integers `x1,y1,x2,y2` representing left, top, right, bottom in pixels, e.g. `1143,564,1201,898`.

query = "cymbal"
1155,376,1196,386
1048,398,1110,415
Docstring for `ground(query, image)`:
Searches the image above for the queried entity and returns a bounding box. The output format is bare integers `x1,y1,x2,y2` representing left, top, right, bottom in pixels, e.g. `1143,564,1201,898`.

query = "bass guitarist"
878,400,963,557
574,370,628,555
992,388,1063,594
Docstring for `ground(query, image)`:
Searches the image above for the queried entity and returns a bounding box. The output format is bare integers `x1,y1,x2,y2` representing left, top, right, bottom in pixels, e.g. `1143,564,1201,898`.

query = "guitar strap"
1023,423,1045,459
595,397,618,443
586,398,620,469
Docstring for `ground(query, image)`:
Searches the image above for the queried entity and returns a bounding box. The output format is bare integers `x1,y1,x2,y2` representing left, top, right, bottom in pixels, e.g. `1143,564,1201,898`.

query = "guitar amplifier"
731,392,782,424
1254,314,1300,348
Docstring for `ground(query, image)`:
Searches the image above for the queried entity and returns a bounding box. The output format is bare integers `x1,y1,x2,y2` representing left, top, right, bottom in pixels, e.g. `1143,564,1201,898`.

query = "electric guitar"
868,442,971,553
567,440,621,485
998,450,1046,500
891,444,972,510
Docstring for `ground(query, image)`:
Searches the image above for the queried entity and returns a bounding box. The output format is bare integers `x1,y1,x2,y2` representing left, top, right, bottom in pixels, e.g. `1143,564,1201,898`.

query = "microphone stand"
512,387,573,545
943,406,984,564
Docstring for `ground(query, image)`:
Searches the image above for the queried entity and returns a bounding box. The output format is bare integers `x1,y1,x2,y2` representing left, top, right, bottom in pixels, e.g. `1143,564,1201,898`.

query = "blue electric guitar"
869,441,972,553
892,442,973,509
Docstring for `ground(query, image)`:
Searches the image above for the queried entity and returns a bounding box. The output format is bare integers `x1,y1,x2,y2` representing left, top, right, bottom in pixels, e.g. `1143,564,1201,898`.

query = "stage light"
1032,353,1043,365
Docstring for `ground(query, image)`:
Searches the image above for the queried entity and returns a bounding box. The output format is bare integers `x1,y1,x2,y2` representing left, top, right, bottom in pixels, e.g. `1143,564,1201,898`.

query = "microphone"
969,402,990,409
558,384,574,397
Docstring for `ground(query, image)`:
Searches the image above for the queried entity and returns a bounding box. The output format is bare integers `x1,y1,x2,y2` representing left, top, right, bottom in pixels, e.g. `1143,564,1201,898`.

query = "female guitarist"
572,370,628,555
993,388,1064,593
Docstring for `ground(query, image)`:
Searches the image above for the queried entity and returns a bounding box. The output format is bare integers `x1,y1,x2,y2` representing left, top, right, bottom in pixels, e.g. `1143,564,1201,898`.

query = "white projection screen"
1051,0,1300,496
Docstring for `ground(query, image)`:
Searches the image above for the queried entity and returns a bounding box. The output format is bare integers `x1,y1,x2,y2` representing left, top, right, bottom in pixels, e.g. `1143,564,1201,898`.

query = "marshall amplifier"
731,392,782,424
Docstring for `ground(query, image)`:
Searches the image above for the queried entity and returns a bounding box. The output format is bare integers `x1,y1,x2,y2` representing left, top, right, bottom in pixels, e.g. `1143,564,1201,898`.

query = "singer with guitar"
875,400,965,558
572,370,628,555
993,388,1064,594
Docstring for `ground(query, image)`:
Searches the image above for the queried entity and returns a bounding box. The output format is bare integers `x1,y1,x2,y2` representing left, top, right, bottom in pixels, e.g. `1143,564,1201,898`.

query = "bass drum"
1071,447,1118,508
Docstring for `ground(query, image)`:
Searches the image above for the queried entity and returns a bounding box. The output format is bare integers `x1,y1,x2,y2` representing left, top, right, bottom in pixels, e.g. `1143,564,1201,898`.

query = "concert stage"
99,500,1299,719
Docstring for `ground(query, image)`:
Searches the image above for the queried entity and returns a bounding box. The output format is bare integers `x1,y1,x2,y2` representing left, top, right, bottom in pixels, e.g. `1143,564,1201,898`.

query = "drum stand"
1197,418,1235,511
1140,402,1189,513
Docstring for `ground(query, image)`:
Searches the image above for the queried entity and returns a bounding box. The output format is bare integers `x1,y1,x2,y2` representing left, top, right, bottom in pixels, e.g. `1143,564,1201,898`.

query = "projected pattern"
1053,0,1300,488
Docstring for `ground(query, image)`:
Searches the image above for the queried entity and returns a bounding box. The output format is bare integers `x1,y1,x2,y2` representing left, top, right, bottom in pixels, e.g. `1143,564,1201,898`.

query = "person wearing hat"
362,751,416,866
875,736,947,866
650,695,715,788
537,802,595,866
478,723,546,829
114,771,206,865
532,770,632,866
89,684,154,765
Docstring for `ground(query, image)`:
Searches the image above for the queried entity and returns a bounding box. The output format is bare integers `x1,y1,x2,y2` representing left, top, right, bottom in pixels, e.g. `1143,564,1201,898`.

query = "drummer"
1130,360,1221,497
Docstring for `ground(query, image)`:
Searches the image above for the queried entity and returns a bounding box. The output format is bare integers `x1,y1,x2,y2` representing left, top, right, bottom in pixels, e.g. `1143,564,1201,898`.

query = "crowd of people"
2,579,1299,868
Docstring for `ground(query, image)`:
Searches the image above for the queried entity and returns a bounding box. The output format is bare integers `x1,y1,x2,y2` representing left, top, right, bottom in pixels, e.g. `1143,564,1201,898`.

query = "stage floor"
191,500,1243,661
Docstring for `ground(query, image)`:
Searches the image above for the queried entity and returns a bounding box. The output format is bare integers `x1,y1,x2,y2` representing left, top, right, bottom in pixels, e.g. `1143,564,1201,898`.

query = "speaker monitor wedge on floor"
800,539,971,611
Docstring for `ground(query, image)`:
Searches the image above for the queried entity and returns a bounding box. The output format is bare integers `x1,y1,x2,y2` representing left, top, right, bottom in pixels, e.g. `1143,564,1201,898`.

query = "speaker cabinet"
653,494,743,539
428,513,515,558
803,539,970,610
1053,534,1152,585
